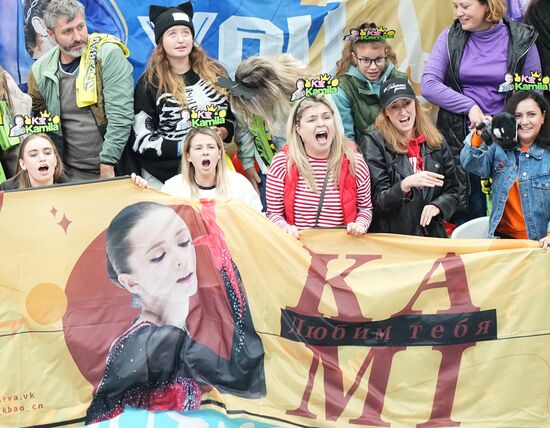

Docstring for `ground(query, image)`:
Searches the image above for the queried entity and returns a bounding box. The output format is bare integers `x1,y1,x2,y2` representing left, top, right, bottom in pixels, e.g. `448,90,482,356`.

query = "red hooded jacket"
281,145,357,226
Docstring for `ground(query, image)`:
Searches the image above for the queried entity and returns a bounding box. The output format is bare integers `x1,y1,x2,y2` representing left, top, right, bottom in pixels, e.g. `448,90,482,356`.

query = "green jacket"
28,42,134,165
235,112,286,173
334,63,407,140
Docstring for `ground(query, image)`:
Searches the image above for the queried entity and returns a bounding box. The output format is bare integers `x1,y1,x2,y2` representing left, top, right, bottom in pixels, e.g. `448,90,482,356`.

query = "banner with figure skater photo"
0,179,550,427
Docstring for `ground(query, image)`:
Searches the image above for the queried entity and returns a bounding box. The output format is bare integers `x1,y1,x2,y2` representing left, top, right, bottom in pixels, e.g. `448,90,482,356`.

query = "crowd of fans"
1,0,549,423
1,0,549,249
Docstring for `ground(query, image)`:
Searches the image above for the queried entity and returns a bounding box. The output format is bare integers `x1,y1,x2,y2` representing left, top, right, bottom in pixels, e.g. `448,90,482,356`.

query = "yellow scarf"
75,33,130,108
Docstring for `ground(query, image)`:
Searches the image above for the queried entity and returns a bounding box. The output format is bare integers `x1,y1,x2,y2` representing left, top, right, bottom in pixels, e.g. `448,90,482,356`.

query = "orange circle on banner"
26,282,68,325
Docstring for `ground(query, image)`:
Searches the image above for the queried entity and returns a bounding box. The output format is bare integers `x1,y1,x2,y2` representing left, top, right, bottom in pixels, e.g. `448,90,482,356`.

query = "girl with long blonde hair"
132,127,262,212
132,2,235,188
266,94,372,238
334,22,406,139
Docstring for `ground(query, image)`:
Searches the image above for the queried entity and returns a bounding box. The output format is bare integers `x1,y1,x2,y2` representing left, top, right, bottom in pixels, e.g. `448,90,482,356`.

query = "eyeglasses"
355,56,387,67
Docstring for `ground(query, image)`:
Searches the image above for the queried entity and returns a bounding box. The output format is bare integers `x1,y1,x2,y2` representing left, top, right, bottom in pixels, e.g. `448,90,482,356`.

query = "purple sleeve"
421,28,477,115
521,43,542,80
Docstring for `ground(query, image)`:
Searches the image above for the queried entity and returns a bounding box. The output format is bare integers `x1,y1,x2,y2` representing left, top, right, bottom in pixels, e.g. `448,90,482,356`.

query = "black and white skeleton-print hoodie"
133,69,235,183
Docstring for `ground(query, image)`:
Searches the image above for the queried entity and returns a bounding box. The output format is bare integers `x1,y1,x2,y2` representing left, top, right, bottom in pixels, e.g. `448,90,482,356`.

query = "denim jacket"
460,132,550,240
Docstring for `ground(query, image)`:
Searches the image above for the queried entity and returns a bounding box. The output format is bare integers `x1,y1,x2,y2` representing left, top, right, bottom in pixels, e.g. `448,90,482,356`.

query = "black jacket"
436,17,538,212
359,130,459,237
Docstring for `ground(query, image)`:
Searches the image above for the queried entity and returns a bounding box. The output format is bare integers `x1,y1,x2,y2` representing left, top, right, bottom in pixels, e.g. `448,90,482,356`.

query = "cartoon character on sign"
291,78,306,101
343,28,360,41
9,115,26,137
85,202,265,424
498,73,515,93
176,109,191,131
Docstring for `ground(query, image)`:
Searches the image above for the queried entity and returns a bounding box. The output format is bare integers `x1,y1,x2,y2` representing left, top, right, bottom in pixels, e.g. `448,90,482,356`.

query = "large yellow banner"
1,180,549,428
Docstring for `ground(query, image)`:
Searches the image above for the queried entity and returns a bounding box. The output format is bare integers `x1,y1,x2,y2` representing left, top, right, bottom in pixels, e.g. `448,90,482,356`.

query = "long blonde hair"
232,54,312,137
286,94,355,193
144,43,227,107
14,133,63,188
336,22,398,77
0,66,13,109
181,127,228,198
375,99,443,154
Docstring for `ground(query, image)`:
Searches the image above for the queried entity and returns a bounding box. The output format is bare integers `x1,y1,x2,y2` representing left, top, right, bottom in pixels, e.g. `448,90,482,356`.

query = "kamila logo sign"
290,74,339,101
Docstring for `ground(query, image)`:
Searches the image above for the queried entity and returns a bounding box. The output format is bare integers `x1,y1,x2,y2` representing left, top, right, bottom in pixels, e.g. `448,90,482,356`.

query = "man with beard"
28,0,133,180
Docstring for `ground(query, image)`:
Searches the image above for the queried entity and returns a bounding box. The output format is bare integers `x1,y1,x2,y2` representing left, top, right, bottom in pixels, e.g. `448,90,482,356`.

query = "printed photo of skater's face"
181,109,191,122
107,203,198,323
14,115,25,127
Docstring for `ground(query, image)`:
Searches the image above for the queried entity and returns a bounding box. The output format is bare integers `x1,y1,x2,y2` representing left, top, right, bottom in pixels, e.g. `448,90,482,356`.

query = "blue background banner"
0,1,528,91
1,0,339,84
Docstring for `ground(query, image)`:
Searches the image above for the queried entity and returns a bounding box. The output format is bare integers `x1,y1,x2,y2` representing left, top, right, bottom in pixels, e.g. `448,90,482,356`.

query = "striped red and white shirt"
266,151,373,230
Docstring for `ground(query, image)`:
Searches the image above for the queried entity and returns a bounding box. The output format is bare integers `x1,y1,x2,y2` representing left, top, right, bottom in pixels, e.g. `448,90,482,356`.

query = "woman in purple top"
420,0,540,224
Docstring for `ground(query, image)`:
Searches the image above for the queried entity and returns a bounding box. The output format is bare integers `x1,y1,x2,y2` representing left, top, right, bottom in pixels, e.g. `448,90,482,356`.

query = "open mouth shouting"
38,164,50,175
315,130,329,144
296,102,336,157
395,113,414,136
386,97,416,138
399,115,412,125
302,127,333,158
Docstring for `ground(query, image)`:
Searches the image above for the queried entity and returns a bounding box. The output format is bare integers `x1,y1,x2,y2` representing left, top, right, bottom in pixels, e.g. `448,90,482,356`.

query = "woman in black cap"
358,78,459,237
132,2,235,187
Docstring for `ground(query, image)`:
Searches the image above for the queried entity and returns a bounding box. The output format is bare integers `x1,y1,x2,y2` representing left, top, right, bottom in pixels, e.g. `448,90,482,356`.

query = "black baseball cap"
379,78,416,108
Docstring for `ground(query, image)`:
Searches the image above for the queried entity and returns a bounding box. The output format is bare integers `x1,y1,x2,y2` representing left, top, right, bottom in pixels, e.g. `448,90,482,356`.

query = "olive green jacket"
28,42,134,165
